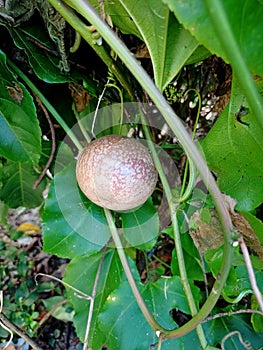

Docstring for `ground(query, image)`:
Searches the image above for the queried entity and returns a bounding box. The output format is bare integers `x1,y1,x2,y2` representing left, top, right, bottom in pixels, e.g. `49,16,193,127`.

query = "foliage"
0,0,263,349
0,235,70,341
201,77,263,212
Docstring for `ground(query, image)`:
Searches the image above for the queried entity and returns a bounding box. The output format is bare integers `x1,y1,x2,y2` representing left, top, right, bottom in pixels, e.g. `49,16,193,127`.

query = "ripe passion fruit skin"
76,134,157,211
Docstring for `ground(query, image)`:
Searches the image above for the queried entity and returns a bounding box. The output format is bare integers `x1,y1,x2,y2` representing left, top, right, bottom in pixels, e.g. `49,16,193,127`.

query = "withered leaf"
190,194,263,261
69,83,93,113
225,195,263,261
6,82,24,104
132,43,150,59
189,209,224,254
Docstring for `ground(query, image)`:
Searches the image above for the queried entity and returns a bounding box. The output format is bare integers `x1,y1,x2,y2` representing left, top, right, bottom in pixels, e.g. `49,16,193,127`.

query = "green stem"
48,0,134,100
178,157,196,203
105,82,124,134
203,0,263,130
152,254,171,270
73,106,92,144
7,59,83,151
180,89,201,199
104,208,166,334
53,0,234,339
142,120,208,348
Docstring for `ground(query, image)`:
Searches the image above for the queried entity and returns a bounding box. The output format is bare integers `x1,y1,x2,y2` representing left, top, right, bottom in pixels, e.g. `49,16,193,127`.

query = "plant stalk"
203,0,263,130
142,120,208,348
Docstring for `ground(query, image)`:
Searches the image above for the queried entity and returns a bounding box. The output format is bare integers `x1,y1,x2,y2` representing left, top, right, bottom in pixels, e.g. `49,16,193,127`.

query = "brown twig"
35,273,91,300
239,236,263,311
26,36,87,71
203,308,263,323
0,312,44,350
221,330,253,350
32,95,56,189
33,299,68,333
26,36,60,58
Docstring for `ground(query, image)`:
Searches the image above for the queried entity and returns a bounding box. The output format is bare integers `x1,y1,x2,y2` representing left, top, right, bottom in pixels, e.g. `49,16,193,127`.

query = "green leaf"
42,163,111,258
0,160,46,208
7,26,71,83
0,50,41,163
0,200,8,225
165,0,263,76
205,248,242,301
88,0,142,39
200,76,263,211
251,295,263,332
205,246,263,302
185,45,211,65
204,314,263,349
41,296,74,322
176,188,208,233
120,199,159,250
63,250,126,349
118,0,199,91
99,277,202,349
242,211,263,246
235,265,263,294
40,140,73,174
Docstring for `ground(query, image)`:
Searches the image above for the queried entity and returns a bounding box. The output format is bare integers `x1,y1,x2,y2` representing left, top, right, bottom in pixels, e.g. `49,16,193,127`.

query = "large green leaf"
99,277,202,349
205,247,248,302
165,0,263,76
7,26,71,83
242,211,263,246
0,50,41,163
205,245,263,302
0,160,46,208
63,250,127,349
200,77,263,211
88,0,142,39
42,163,111,258
120,199,159,250
204,314,263,349
118,0,200,91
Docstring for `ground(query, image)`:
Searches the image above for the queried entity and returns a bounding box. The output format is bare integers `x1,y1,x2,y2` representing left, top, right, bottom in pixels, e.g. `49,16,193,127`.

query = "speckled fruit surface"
76,135,157,211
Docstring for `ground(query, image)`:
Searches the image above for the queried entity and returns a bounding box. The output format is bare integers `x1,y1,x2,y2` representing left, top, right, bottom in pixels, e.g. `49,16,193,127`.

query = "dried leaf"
2,345,16,350
69,83,93,113
132,43,150,59
189,209,224,254
225,195,263,261
16,222,40,235
6,82,24,104
190,194,263,260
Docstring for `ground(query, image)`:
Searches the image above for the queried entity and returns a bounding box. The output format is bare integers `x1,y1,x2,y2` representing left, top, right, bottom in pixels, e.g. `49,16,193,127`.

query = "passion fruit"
76,134,157,211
